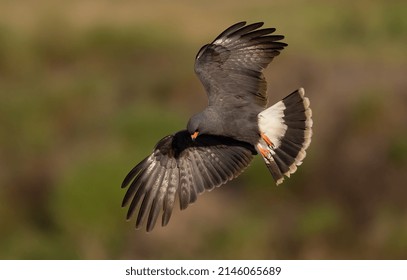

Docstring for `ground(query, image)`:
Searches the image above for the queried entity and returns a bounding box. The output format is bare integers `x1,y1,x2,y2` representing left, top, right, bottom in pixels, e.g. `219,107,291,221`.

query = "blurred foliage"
0,0,406,259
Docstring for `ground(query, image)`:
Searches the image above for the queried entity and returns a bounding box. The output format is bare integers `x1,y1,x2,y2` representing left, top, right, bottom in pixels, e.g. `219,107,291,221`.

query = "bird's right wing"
194,22,287,108
121,130,254,232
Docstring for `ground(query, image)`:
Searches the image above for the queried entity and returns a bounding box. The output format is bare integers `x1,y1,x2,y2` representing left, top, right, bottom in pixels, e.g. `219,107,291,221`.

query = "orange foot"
261,133,274,148
257,144,271,159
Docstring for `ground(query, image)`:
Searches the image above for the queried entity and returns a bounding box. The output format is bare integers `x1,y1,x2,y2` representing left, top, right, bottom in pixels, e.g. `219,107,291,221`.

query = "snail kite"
121,22,313,231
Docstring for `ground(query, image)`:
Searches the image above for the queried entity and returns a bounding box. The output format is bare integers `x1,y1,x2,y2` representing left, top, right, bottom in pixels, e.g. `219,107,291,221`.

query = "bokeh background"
1,0,406,259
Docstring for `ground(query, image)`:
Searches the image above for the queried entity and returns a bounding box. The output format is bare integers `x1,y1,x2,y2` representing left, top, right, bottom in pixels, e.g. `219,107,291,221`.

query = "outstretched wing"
121,130,254,232
195,21,287,108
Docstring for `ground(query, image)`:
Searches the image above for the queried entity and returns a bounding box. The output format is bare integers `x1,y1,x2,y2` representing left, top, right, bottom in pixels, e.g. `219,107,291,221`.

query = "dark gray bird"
121,22,313,232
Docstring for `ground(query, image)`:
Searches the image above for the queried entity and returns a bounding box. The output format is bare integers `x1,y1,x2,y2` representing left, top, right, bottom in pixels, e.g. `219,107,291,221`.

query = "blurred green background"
1,0,406,259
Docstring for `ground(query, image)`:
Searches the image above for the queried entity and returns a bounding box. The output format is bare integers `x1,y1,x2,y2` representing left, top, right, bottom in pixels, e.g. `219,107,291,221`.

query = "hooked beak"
191,131,199,141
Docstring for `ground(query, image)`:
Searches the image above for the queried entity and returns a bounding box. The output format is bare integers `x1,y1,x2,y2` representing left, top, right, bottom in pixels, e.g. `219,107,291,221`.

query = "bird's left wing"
121,130,254,232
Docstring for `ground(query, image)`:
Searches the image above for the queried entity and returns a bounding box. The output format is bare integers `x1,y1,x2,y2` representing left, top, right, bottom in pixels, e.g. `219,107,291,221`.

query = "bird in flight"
121,21,313,232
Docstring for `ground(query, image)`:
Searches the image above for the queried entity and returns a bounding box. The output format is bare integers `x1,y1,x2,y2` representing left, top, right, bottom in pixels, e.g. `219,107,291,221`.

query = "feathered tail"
256,88,313,185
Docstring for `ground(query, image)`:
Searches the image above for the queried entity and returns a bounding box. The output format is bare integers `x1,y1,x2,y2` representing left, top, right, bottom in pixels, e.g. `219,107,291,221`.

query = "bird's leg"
261,133,274,148
257,144,272,160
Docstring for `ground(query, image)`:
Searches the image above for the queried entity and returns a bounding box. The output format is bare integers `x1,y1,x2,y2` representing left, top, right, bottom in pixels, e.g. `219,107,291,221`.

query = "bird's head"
187,109,221,141
187,114,202,141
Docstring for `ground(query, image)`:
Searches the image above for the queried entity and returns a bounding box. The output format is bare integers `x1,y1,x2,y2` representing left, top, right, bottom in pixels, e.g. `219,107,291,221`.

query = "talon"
261,133,274,148
257,144,271,159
